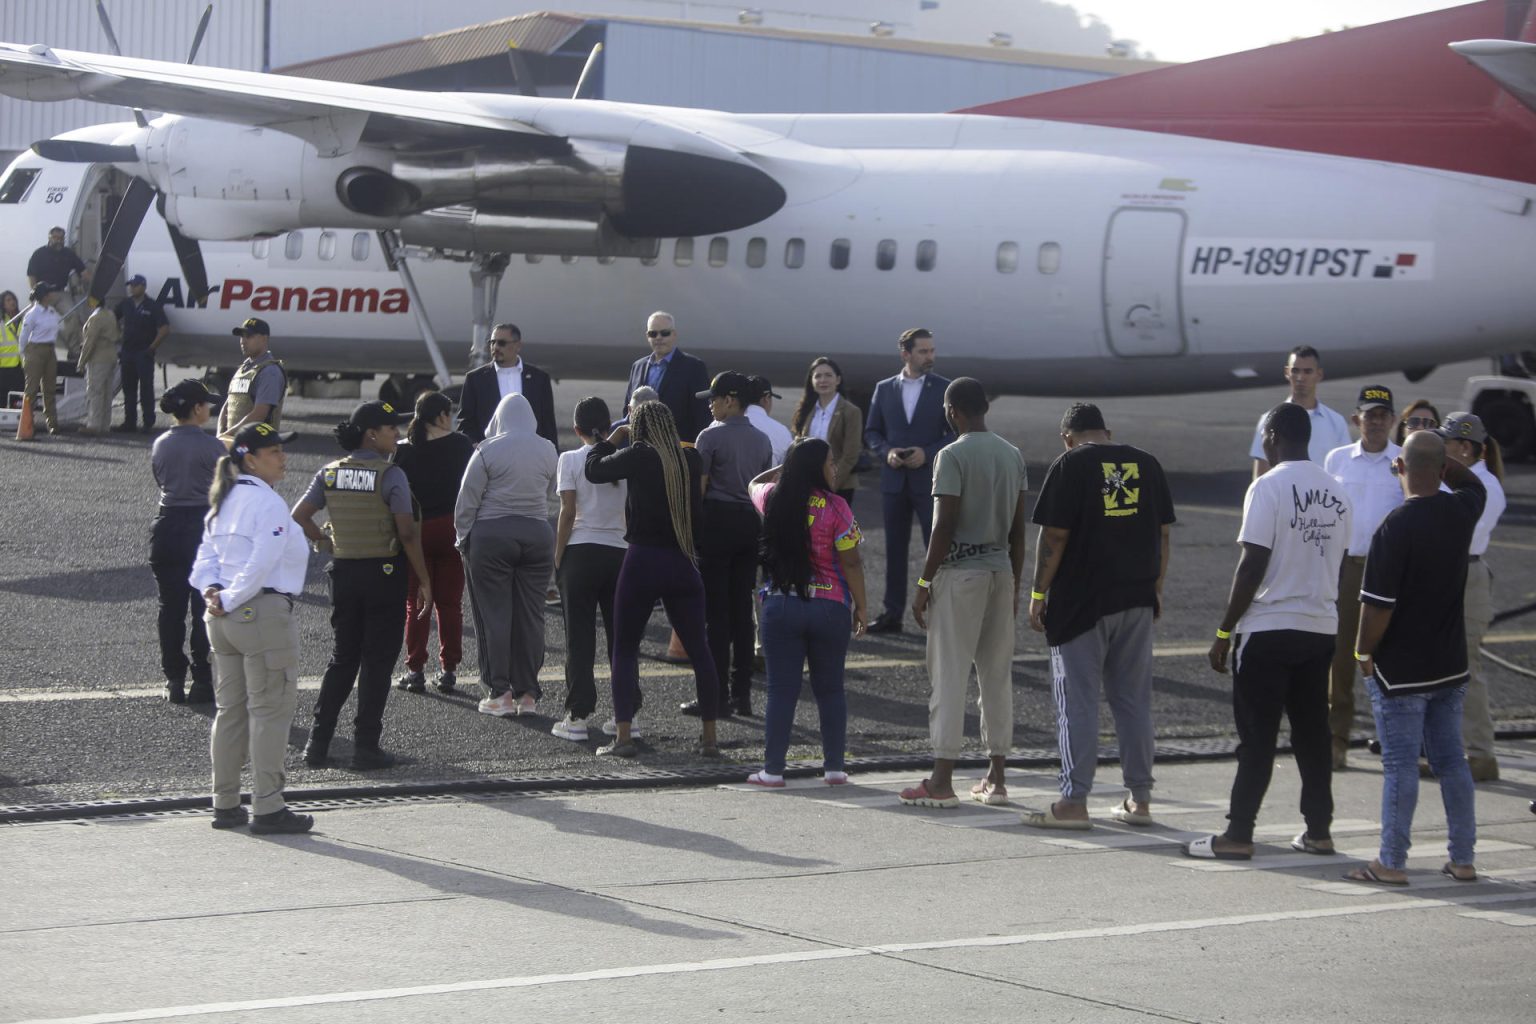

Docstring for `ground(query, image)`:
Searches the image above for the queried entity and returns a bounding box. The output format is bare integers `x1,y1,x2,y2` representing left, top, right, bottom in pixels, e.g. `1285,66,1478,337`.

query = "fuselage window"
284,232,303,261
830,238,851,270
746,237,767,268
0,168,41,204
876,239,897,271
1037,241,1061,274
351,232,370,261
597,255,617,265
785,238,805,269
996,241,1019,274
561,254,580,264
916,240,937,272
525,253,543,264
251,238,269,259
675,237,694,267
709,237,729,267
317,230,337,261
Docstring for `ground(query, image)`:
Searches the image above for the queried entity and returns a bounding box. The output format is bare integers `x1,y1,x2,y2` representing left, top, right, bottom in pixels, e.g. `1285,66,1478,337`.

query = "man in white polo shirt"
1249,346,1352,478
1322,384,1402,769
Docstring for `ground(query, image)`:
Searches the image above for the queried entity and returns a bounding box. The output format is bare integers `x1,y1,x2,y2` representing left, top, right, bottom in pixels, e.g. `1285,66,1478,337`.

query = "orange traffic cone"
14,393,34,441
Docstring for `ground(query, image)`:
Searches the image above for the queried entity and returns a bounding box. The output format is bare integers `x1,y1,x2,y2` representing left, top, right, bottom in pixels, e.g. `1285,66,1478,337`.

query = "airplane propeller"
83,1,214,307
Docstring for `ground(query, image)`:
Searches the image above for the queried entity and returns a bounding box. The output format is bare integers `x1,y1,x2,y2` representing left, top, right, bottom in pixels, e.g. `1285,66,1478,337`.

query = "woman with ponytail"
745,438,867,787
292,401,428,771
585,400,722,757
392,390,475,694
190,421,312,833
148,379,228,703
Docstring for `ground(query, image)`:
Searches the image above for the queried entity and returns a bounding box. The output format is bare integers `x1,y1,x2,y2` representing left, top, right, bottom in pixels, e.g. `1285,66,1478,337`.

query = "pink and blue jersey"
750,482,862,606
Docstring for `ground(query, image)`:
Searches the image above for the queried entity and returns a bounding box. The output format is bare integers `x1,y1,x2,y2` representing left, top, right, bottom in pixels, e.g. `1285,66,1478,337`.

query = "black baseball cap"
1437,411,1488,445
231,421,295,458
747,375,782,401
232,317,271,337
1356,385,1394,412
348,400,412,430
164,377,222,408
696,371,754,401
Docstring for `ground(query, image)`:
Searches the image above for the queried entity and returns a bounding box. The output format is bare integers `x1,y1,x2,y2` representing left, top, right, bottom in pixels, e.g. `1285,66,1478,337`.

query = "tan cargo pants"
207,592,300,815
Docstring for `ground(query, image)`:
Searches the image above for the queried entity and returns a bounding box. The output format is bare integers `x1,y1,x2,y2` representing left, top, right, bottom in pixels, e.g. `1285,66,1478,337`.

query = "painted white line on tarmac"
1458,910,1536,927
12,890,1536,1024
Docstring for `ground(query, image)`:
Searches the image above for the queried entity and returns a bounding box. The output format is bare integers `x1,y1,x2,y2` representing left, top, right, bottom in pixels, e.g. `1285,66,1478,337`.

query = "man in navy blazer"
864,328,955,632
622,311,711,442
456,322,558,445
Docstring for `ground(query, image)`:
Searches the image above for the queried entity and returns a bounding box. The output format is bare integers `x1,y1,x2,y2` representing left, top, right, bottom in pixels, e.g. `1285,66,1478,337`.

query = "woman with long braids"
190,422,312,833
585,400,721,757
393,390,475,694
746,438,867,787
790,356,862,507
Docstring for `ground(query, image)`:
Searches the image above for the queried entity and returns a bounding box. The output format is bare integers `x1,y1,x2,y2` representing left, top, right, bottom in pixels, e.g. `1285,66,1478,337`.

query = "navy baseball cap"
126,274,147,286
348,400,411,430
231,422,295,458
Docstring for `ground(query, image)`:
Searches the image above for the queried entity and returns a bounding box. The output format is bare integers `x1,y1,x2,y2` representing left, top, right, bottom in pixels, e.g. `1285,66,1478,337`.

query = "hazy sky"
1076,1,1460,62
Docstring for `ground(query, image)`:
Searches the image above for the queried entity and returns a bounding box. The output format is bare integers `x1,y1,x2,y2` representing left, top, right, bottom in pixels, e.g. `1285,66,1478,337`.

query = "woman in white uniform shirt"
190,422,313,834
1438,412,1507,782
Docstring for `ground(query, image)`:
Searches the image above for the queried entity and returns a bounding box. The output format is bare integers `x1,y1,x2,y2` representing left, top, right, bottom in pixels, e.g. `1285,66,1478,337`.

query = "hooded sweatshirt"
454,392,558,544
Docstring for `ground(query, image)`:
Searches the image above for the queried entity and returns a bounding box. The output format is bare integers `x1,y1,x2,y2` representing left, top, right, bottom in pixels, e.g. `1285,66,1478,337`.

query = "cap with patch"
164,377,222,407
747,375,782,401
348,400,412,430
231,421,295,458
126,274,147,287
1436,411,1488,445
1356,385,1394,412
696,370,754,401
232,317,271,337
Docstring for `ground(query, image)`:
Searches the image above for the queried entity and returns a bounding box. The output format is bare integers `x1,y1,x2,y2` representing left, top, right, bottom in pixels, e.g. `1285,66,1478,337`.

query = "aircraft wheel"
1478,396,1535,462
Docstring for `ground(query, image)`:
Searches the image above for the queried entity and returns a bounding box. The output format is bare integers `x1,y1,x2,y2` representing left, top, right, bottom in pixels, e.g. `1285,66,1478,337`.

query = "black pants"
149,506,211,686
699,500,761,702
1226,629,1336,844
557,543,624,720
311,556,407,748
118,349,155,428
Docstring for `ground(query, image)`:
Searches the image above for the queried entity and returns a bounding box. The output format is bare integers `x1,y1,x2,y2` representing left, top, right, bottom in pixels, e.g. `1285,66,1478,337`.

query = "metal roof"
275,10,1169,83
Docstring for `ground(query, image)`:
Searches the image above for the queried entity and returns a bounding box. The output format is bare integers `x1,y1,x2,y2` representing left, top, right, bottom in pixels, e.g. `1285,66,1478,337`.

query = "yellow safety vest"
0,320,19,368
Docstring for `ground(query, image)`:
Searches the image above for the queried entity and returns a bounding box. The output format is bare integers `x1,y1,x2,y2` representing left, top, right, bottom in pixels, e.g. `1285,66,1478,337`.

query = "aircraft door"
1102,208,1187,357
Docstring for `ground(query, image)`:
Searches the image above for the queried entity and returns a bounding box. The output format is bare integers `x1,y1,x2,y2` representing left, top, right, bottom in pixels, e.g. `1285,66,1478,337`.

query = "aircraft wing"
1452,39,1536,116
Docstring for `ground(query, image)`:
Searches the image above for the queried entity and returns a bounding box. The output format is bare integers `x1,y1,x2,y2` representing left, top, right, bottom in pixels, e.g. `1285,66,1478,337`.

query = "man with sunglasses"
622,311,711,442
457,322,558,444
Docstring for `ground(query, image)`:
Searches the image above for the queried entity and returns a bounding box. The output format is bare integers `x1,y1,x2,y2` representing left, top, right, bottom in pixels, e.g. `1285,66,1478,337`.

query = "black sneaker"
397,670,426,694
186,681,215,704
211,805,249,830
110,422,136,433
249,808,314,835
164,680,186,704
351,745,396,771
434,670,457,694
302,739,330,767
679,699,703,717
732,696,753,718
866,613,902,634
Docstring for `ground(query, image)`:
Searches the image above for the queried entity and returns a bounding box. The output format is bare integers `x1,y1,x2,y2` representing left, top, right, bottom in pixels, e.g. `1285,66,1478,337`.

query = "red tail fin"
961,1,1536,186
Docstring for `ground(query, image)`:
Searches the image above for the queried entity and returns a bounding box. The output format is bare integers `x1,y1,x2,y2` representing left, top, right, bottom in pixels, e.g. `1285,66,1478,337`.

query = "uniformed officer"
218,318,287,443
292,401,430,770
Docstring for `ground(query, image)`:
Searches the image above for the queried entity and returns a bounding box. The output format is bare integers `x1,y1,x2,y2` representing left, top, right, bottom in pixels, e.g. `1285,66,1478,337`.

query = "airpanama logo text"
153,278,410,313
328,468,379,492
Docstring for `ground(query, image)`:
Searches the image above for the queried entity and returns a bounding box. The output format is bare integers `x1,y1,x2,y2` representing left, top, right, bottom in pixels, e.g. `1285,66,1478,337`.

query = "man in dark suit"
456,322,558,444
864,328,954,633
622,311,711,442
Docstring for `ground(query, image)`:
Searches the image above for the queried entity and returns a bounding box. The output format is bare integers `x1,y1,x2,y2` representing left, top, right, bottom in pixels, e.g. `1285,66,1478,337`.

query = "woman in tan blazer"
790,356,863,508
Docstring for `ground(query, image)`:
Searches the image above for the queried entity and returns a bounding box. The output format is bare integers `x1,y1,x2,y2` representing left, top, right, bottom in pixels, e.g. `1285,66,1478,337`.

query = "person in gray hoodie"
455,393,559,717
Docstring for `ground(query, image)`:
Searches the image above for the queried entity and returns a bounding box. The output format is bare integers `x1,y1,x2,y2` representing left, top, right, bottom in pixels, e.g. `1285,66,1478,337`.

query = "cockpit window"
0,168,41,204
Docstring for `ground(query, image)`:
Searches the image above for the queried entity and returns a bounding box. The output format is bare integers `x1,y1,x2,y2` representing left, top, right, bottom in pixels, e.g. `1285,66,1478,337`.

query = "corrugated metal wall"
603,22,1106,112
0,0,266,156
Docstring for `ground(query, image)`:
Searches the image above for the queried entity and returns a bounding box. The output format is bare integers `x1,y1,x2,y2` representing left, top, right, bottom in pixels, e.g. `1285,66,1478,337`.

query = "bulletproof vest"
321,457,405,559
224,356,286,430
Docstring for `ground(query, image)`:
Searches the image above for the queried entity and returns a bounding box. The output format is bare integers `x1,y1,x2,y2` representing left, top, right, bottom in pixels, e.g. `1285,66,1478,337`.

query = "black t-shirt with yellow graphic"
1032,442,1176,647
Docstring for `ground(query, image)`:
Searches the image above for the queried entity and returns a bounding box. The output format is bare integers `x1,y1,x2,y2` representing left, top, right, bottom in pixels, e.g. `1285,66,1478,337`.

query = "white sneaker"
478,693,521,718
600,715,641,738
551,714,588,741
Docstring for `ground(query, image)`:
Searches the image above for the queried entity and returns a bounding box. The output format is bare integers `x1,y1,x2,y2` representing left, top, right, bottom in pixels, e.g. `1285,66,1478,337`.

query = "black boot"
350,744,396,771
302,730,332,767
250,807,314,835
164,680,186,704
186,680,215,704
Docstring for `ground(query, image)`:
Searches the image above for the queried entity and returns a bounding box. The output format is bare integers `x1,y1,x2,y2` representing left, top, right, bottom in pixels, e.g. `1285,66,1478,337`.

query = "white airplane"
0,1,1533,403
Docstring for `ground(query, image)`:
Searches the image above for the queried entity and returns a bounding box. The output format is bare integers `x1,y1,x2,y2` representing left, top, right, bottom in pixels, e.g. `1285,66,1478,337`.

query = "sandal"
970,780,1009,806
596,739,638,758
1020,803,1092,831
1440,862,1477,883
1183,834,1251,860
1290,832,1336,855
1343,863,1408,887
898,779,959,808
1109,797,1154,827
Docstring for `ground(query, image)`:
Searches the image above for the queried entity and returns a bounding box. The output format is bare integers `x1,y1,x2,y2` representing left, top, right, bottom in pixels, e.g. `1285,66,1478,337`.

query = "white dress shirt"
1323,440,1403,556
809,393,839,441
1250,400,1352,466
900,373,925,422
1470,460,1505,556
190,476,310,611
17,304,61,348
745,404,794,464
495,360,524,400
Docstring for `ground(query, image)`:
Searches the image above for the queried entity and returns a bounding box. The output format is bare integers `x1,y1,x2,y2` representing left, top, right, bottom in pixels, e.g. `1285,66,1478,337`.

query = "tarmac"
3,742,1535,1023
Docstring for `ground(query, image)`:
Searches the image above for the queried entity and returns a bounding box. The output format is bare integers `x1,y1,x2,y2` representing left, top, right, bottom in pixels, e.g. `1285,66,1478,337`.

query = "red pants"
405,514,465,672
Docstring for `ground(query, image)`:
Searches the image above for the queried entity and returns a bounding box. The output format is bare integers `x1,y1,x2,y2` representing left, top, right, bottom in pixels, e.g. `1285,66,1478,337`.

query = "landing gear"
377,232,513,385
469,253,510,370
378,374,438,408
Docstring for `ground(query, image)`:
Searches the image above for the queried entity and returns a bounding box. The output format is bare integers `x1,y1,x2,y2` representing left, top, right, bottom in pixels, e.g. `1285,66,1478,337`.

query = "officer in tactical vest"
218,318,287,444
292,401,431,770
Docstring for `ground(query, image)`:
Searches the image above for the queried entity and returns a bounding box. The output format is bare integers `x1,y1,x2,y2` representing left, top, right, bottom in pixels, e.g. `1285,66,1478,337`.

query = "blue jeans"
1368,679,1476,869
761,594,851,774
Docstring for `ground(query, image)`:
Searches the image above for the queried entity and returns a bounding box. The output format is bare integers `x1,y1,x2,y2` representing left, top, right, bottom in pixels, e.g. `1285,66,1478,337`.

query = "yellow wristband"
1030,590,1046,601
916,578,931,589
1215,628,1231,640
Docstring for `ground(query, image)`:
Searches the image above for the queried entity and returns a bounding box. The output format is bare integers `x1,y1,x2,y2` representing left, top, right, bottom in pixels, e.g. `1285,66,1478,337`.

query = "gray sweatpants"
1050,605,1156,803
465,515,555,699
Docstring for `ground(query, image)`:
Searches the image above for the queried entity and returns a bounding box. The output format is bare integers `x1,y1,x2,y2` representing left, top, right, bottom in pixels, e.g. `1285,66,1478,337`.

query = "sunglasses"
491,338,513,347
1404,417,1438,429
647,329,674,338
